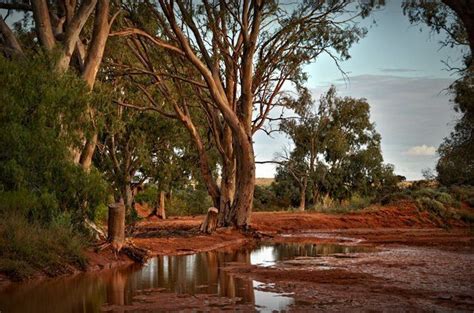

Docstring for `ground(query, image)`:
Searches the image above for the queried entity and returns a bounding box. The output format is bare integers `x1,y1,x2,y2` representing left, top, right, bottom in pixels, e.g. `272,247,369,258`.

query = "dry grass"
255,177,274,186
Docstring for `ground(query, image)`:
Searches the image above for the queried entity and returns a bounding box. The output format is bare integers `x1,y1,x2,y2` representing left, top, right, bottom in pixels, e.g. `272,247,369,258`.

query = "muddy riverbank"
1,201,473,312
1,227,472,312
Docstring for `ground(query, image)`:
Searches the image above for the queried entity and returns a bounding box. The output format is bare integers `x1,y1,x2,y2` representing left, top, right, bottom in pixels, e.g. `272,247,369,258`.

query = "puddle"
0,243,373,312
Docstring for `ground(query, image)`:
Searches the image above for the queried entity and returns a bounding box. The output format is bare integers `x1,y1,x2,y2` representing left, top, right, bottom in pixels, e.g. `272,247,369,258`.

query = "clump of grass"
313,195,372,214
0,213,87,281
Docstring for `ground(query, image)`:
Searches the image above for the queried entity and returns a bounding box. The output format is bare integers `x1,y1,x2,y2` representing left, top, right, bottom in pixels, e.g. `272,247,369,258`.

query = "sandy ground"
223,228,474,312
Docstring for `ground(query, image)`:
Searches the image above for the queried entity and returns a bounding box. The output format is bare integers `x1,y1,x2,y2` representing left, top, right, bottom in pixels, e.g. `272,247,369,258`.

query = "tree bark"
31,0,56,51
200,207,218,233
218,130,236,226
108,202,125,252
0,17,24,56
56,0,98,72
82,0,111,88
299,186,306,212
157,190,166,219
229,134,255,228
177,111,220,208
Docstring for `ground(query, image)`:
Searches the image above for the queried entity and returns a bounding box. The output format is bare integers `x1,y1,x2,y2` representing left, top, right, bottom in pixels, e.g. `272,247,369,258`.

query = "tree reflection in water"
0,243,371,312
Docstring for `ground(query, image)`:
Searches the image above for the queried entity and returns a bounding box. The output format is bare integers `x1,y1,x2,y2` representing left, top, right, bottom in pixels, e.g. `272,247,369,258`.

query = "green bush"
253,185,284,212
167,189,213,216
0,213,87,281
416,196,448,218
449,185,474,202
313,194,372,214
412,188,437,199
435,192,455,207
380,190,413,205
135,185,159,207
0,56,108,226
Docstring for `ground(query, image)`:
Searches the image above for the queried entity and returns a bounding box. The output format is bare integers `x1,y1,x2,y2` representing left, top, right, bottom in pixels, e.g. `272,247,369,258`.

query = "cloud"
379,68,419,73
405,145,437,156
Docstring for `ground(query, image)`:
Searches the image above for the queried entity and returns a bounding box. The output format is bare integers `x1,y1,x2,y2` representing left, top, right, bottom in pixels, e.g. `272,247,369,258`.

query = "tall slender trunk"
312,185,320,206
121,182,133,214
297,176,307,211
298,185,306,212
158,191,166,219
218,128,236,226
78,0,112,171
177,113,220,208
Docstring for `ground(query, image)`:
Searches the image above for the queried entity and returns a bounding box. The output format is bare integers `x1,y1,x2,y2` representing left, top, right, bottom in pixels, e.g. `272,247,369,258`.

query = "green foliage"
449,185,474,202
274,87,399,207
313,194,373,214
380,190,413,206
436,75,474,186
416,196,447,218
435,192,455,207
253,185,283,212
167,189,213,216
135,185,212,216
135,185,159,208
0,55,108,225
0,212,87,281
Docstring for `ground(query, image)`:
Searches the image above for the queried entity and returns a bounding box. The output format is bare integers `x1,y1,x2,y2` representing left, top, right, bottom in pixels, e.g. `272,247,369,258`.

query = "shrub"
449,185,474,202
254,185,283,212
135,185,159,207
313,194,372,214
0,213,86,281
416,197,448,218
435,192,455,207
412,188,437,199
380,190,413,205
0,56,108,226
168,189,213,216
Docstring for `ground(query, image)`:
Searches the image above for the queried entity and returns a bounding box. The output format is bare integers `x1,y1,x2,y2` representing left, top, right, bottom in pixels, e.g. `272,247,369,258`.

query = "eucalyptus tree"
0,0,120,170
95,106,191,216
275,87,395,205
111,0,382,228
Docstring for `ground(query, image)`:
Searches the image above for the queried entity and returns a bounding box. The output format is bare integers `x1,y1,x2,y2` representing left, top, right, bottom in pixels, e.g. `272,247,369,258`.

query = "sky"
254,0,466,180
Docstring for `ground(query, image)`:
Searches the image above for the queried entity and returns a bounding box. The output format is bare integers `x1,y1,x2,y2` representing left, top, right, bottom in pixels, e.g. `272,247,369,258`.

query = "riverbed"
0,229,473,312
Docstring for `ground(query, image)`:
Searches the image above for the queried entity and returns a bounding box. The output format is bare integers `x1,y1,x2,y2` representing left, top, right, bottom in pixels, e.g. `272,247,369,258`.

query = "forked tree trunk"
200,207,219,234
108,203,125,252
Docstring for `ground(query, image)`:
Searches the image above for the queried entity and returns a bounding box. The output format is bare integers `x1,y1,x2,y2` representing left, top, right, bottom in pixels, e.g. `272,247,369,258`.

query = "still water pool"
0,242,373,312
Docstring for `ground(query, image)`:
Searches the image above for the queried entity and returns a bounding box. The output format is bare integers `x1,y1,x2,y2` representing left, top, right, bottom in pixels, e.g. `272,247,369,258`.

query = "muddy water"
0,243,372,312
